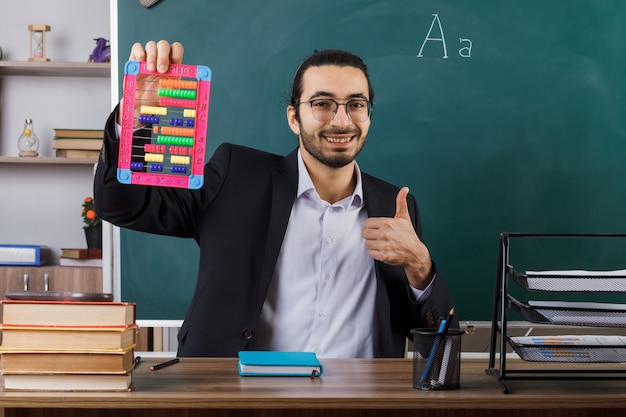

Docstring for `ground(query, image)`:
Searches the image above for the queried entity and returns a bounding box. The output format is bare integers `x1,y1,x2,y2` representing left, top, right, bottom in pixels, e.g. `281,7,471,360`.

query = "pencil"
420,307,455,383
436,308,456,385
442,308,455,334
149,357,180,371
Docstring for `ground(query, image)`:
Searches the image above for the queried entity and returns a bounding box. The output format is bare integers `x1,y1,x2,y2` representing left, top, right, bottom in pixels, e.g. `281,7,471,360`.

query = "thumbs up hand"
362,187,434,290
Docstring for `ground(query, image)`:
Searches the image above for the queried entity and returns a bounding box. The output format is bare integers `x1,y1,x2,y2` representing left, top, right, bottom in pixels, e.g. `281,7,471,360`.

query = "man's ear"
286,105,300,135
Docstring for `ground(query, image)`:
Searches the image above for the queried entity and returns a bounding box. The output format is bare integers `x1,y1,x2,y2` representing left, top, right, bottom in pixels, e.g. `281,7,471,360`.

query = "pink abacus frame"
117,60,211,189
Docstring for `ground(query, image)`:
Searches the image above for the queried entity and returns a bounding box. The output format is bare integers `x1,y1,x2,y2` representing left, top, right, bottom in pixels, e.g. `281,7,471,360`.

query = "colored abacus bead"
171,166,187,174
139,115,160,124
144,153,165,162
171,155,191,165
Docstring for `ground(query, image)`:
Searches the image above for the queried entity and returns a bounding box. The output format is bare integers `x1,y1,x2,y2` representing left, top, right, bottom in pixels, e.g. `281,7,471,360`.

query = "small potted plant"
82,197,102,249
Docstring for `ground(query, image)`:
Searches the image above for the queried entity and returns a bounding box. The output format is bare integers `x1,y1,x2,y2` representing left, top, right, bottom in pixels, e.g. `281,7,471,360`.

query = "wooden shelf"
0,156,98,165
0,61,110,77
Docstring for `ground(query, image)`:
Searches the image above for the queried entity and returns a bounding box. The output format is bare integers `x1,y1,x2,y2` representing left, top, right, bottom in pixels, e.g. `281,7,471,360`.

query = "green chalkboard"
117,0,626,320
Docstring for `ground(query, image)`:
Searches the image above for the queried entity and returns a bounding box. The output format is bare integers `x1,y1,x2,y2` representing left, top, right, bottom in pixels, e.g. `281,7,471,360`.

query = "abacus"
117,60,212,189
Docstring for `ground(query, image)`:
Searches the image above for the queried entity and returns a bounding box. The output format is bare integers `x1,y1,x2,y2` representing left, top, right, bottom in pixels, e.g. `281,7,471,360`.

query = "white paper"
510,335,626,362
522,270,626,292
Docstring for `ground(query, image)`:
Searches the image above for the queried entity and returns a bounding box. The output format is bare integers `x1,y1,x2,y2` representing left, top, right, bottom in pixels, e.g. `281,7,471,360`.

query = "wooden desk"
1,357,626,417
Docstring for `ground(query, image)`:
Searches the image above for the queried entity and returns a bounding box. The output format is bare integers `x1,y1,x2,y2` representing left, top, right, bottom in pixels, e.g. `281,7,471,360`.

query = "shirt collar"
296,149,364,208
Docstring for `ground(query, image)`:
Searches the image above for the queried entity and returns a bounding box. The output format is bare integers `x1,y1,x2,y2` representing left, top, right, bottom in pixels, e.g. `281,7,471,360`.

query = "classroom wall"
115,0,626,321
0,0,111,260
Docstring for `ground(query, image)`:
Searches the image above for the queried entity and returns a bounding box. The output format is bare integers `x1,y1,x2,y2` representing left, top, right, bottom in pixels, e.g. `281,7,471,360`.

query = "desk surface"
1,358,626,416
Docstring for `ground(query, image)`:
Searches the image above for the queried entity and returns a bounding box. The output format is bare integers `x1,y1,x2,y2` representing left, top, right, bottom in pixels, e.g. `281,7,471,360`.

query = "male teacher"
94,40,457,358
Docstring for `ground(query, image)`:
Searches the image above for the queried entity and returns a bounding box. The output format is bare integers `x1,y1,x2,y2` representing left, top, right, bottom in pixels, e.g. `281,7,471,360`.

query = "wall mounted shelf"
0,61,110,77
0,156,97,165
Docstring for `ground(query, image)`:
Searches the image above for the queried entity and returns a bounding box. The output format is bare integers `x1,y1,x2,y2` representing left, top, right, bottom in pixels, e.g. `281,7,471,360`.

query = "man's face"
287,65,372,168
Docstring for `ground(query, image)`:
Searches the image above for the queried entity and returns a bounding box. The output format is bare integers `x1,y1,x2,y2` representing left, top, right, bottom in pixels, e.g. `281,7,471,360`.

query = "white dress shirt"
251,151,378,358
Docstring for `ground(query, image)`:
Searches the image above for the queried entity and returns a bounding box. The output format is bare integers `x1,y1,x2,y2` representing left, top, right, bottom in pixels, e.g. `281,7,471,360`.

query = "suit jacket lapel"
258,149,299,303
362,175,399,356
362,175,395,218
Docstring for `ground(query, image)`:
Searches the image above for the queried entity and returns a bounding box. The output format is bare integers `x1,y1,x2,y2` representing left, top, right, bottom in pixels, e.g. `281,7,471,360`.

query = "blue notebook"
237,351,324,377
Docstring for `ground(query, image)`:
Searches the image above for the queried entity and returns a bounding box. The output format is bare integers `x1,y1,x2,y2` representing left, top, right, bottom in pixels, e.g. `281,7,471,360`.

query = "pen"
149,357,180,371
420,318,446,382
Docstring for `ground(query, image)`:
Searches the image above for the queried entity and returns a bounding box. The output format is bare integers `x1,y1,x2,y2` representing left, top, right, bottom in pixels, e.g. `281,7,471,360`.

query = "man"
95,40,456,358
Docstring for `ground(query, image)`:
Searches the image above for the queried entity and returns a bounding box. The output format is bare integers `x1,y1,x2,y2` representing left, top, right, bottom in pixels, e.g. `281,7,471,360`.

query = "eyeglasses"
296,98,374,123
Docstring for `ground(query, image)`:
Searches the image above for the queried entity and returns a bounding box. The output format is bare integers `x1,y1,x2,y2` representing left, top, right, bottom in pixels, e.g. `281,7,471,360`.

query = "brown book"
55,149,101,159
2,372,132,391
53,138,103,150
0,325,137,350
59,257,103,268
1,300,135,327
0,346,135,374
60,248,102,259
52,128,104,139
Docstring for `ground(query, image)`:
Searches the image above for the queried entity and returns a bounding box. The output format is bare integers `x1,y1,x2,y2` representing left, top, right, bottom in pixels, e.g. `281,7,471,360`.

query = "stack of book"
53,128,104,159
59,247,103,268
0,299,137,391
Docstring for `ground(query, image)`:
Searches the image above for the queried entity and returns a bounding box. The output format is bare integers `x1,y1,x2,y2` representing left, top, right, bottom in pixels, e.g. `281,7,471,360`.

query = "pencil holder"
411,327,464,390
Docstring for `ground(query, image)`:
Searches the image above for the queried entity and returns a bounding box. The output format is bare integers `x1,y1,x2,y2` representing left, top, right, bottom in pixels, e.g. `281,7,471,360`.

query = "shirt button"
323,274,331,281
326,236,333,244
241,329,253,340
319,310,327,317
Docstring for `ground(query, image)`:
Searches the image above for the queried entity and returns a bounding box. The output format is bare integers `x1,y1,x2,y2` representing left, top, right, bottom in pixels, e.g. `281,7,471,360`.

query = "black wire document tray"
511,269,626,292
508,335,626,363
509,296,626,327
487,233,626,393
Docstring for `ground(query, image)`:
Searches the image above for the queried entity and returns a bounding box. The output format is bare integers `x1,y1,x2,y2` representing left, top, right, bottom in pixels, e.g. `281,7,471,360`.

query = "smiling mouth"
324,136,353,143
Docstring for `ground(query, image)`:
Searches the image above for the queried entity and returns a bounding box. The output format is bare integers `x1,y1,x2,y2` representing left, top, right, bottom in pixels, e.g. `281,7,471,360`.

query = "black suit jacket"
94,108,456,357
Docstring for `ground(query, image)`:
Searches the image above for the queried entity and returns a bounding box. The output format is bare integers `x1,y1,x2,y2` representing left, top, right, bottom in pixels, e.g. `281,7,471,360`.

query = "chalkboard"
117,0,626,320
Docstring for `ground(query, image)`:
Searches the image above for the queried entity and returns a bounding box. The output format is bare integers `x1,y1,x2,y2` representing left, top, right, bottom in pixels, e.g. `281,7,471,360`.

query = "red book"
60,248,102,259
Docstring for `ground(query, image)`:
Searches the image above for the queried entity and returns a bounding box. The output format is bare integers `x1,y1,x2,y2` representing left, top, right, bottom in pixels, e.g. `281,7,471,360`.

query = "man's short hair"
290,49,375,120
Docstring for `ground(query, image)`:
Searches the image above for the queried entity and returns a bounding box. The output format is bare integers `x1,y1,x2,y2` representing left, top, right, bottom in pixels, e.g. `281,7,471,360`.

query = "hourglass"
28,24,51,62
